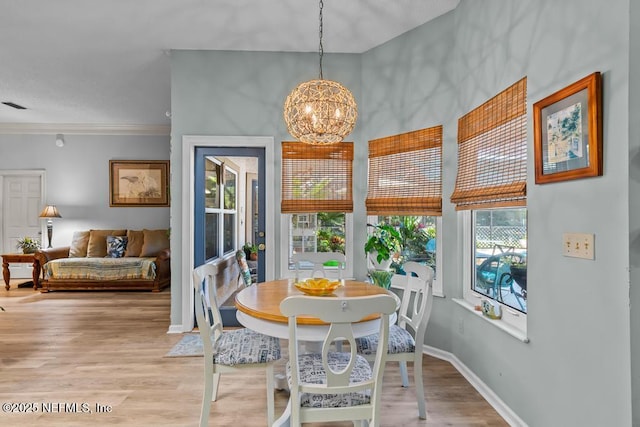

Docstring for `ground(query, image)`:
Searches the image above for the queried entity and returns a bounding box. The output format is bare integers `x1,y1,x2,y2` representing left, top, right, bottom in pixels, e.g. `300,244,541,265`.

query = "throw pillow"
87,229,127,257
139,229,170,257
105,236,128,258
124,229,144,257
69,231,90,257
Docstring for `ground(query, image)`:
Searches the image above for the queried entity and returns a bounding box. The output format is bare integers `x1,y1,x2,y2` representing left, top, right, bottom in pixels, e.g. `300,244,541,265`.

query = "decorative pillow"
235,250,252,286
105,236,128,258
69,231,90,258
124,229,144,257
139,229,170,257
87,229,127,257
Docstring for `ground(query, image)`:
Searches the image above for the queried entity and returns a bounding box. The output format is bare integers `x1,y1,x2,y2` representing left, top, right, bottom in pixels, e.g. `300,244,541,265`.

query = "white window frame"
457,210,528,341
280,213,353,279
222,165,238,256
204,158,238,261
366,215,443,298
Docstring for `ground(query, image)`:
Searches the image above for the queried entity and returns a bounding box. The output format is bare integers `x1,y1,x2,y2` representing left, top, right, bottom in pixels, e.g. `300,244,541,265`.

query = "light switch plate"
562,233,595,260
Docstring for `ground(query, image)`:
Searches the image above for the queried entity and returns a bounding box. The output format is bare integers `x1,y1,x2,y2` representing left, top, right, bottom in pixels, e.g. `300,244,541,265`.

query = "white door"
2,175,43,278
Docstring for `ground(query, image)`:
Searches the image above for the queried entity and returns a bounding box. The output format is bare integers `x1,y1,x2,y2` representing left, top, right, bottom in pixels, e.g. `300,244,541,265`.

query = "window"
204,157,237,261
286,212,348,266
281,142,354,278
452,78,528,336
473,208,527,313
366,126,443,296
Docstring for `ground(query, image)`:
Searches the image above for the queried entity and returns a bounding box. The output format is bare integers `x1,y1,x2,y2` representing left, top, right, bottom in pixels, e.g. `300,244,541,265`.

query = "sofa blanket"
44,258,157,281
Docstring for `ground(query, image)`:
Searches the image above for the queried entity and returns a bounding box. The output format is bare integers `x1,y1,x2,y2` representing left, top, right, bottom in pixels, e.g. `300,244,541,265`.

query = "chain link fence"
476,226,527,249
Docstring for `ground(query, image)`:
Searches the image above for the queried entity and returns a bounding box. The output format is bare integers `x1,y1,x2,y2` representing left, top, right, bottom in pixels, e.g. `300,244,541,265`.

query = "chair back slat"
395,262,434,340
292,251,346,280
192,264,224,349
322,323,358,387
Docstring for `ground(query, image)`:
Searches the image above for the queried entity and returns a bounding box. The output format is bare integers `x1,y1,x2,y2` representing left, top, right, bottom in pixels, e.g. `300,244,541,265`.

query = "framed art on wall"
533,72,602,184
109,160,170,207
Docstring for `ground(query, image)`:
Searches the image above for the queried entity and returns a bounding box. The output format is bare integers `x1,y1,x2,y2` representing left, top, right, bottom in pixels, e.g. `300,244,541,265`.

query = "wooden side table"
2,253,36,291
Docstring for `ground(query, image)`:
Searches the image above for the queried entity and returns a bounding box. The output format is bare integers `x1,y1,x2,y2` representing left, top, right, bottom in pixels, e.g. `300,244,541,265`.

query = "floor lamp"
39,205,62,248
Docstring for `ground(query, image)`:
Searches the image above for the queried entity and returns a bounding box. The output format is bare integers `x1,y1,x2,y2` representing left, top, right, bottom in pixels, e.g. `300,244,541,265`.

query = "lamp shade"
39,205,61,218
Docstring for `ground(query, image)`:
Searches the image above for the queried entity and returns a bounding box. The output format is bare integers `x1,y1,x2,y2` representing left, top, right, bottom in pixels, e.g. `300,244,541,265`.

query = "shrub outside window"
282,212,352,278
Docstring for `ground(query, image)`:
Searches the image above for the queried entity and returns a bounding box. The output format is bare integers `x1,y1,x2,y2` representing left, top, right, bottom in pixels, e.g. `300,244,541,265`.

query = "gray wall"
362,0,632,425
629,0,640,424
170,0,634,424
169,50,362,326
0,134,170,248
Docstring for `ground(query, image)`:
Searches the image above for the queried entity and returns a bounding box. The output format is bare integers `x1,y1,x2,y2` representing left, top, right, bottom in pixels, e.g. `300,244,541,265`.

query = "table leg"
32,260,40,290
2,259,10,291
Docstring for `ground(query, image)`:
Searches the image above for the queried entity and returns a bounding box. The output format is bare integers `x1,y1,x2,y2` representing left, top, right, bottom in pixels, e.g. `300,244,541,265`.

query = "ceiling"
0,0,459,133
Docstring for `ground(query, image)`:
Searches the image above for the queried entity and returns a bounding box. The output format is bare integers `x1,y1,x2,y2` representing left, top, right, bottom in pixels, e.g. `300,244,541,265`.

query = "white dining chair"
280,293,397,427
355,261,434,420
192,264,281,427
292,251,346,280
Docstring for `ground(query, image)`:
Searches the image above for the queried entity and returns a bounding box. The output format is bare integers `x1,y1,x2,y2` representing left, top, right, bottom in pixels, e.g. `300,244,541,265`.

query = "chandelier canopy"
283,0,357,145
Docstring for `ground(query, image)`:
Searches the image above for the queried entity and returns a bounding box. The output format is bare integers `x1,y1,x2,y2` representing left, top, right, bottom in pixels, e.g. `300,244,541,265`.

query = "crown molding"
0,123,171,136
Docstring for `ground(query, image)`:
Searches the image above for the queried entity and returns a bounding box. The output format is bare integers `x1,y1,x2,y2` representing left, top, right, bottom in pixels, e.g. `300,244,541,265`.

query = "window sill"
452,298,529,343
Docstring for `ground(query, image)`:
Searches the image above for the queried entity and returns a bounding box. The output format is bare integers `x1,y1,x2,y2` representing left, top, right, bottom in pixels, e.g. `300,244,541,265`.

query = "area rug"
164,333,203,357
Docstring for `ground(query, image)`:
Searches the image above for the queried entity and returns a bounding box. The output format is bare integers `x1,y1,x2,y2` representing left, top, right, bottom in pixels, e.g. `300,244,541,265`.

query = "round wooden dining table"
234,278,398,341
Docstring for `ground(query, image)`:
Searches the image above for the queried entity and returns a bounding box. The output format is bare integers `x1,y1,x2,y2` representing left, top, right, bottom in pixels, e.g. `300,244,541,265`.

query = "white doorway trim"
180,136,275,332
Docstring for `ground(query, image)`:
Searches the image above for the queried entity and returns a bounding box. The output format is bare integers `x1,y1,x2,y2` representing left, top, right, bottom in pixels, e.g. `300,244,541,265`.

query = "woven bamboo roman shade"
366,125,442,216
281,141,353,213
451,77,527,210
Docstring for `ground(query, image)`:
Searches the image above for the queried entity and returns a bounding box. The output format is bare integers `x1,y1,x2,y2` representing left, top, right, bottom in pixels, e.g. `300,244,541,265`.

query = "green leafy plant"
368,268,394,289
16,237,40,253
364,223,402,264
242,242,258,259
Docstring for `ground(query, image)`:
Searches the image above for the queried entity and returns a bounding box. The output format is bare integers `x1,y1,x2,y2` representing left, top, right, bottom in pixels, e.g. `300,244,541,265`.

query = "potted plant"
242,242,258,261
365,223,402,271
16,237,40,254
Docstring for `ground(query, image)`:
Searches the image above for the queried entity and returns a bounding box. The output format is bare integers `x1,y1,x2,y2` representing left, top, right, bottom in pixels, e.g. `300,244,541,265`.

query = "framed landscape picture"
109,160,170,207
533,72,602,184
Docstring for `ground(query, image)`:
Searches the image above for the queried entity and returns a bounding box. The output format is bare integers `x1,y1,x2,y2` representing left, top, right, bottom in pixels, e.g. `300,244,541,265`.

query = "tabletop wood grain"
234,279,393,325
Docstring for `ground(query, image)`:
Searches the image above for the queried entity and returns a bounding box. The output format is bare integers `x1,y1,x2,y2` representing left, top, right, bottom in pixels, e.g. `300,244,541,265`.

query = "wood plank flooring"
0,283,508,426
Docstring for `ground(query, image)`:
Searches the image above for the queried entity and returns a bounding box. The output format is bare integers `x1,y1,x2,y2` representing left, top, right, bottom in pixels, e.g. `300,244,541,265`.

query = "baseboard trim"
423,345,527,427
167,324,184,334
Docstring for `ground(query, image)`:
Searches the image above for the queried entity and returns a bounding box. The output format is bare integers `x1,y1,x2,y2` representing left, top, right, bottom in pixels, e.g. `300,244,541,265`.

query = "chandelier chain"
318,0,324,79
283,0,357,144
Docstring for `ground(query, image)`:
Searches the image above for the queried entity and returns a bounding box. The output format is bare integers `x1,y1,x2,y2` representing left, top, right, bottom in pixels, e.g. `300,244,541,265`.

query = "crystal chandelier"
283,0,357,145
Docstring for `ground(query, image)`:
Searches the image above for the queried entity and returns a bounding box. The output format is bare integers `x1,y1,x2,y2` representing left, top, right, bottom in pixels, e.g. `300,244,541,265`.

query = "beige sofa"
33,229,170,292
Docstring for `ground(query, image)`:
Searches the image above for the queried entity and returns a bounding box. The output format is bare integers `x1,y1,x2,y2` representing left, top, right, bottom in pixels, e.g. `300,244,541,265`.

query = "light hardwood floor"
0,282,508,427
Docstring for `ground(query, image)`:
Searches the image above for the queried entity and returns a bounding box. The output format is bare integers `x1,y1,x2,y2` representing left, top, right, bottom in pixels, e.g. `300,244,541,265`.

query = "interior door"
2,175,43,278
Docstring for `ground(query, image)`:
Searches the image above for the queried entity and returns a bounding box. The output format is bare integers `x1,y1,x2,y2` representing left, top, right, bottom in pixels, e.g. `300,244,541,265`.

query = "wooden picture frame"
533,72,602,184
109,160,170,207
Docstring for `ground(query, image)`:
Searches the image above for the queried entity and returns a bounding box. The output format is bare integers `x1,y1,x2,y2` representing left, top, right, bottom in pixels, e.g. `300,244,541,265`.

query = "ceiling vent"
2,102,27,110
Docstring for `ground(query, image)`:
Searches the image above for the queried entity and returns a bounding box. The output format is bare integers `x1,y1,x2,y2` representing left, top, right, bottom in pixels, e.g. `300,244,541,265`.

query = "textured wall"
0,133,170,249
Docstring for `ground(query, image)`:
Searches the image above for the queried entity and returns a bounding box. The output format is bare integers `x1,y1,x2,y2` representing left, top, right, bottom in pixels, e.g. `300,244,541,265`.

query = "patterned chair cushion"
212,328,280,366
355,324,415,355
286,352,372,408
